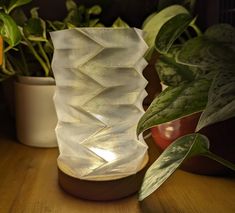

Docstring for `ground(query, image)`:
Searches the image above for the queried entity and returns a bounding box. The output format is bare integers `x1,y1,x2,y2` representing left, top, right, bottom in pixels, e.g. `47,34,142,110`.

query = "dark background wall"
25,0,159,27
25,0,235,29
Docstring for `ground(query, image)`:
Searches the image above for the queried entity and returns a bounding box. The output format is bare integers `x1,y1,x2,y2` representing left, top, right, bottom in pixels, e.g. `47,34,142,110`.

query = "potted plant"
137,5,235,201
6,1,58,147
0,0,104,147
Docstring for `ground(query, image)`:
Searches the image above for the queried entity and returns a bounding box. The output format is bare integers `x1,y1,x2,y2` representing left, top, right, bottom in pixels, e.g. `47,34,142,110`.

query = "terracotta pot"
151,113,235,175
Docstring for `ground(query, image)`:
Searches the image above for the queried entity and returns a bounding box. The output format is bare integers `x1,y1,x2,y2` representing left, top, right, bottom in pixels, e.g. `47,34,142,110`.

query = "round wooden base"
58,155,149,201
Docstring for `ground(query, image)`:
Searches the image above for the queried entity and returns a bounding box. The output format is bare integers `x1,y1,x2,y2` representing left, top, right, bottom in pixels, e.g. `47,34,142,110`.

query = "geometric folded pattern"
50,28,149,180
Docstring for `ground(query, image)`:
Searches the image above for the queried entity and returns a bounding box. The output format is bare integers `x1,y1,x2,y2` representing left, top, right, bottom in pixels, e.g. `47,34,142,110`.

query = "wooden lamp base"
58,154,149,201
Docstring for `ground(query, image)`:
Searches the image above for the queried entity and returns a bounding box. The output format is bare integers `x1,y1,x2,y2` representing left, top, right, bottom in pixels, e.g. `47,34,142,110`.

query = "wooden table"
0,112,235,213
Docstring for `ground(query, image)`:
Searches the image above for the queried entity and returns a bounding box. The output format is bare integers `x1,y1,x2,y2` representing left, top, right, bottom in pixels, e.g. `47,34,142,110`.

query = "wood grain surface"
0,112,235,213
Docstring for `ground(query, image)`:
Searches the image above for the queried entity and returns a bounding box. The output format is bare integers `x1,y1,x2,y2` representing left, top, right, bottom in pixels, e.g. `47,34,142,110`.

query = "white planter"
51,28,149,182
14,76,57,147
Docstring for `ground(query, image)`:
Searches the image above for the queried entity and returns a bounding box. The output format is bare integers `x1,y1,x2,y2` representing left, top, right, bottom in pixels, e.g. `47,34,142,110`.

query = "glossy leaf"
137,78,210,135
155,13,193,54
196,65,235,131
156,46,196,86
142,5,189,58
0,12,21,47
176,36,235,68
139,133,210,201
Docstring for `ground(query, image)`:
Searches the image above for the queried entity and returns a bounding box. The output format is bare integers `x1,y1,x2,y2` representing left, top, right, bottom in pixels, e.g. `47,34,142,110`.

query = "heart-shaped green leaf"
0,12,21,47
137,78,210,135
176,36,235,68
88,5,102,15
142,5,189,58
23,17,47,42
196,65,235,131
156,46,197,86
139,133,210,201
155,13,193,54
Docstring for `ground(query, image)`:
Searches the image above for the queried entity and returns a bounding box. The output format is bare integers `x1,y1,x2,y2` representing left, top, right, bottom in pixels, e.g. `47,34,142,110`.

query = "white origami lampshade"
50,28,149,200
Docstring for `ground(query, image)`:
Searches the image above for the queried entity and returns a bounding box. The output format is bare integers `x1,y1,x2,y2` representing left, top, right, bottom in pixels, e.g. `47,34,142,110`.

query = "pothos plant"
0,0,53,78
0,0,106,79
137,5,235,201
0,0,30,80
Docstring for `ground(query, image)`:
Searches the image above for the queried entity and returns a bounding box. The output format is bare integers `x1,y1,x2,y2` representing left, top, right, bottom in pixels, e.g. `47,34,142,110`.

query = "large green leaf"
205,23,235,44
139,133,210,201
156,45,197,86
176,36,235,69
139,133,235,201
155,13,193,54
137,78,210,135
7,0,32,14
196,65,235,131
142,5,189,58
205,24,235,52
0,12,21,47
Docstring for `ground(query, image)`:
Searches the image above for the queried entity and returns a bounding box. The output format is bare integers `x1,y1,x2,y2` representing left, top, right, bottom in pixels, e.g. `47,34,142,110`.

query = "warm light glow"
90,147,117,162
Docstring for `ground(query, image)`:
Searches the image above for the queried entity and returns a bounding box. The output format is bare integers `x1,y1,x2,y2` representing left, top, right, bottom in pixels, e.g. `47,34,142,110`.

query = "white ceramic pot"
14,76,57,147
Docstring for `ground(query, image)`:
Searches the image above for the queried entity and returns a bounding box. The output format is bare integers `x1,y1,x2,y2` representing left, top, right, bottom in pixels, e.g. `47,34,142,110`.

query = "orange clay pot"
151,113,235,175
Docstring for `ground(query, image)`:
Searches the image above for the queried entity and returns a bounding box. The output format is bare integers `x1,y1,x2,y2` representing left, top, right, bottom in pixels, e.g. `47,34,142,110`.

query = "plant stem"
19,46,29,76
189,0,197,13
37,42,50,70
204,151,235,171
24,39,49,77
190,24,202,36
185,29,192,39
1,52,14,75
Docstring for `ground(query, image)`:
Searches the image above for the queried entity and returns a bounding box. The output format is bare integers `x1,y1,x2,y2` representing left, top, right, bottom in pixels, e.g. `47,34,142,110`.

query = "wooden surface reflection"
0,111,234,213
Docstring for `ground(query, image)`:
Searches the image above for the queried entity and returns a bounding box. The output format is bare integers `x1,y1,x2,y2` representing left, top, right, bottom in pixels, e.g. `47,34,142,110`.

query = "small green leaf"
23,17,47,42
155,13,193,54
137,78,210,135
196,66,235,131
112,17,129,28
0,12,21,47
47,20,66,31
65,0,77,11
139,133,210,201
30,7,39,19
88,19,100,27
10,8,27,26
6,0,32,14
88,5,102,15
